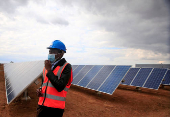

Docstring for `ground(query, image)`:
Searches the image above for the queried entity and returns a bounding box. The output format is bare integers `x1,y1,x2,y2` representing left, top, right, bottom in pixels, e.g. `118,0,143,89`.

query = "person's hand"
36,88,43,97
45,60,52,71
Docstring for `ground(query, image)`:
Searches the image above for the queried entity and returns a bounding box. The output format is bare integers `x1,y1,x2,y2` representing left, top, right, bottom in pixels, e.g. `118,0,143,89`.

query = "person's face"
49,49,61,60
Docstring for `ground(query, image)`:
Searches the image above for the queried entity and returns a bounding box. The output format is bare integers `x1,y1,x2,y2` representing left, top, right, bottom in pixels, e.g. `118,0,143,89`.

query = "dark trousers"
37,105,64,117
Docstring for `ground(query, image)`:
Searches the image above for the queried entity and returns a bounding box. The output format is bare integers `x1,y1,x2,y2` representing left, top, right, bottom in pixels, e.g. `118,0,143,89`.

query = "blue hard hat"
47,40,66,53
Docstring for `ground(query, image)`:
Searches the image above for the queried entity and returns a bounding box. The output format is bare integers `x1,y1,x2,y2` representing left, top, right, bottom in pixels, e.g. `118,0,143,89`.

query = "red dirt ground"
0,64,170,117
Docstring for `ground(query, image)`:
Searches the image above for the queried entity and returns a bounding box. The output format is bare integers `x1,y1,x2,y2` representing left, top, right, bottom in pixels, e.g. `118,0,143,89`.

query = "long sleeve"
46,64,71,92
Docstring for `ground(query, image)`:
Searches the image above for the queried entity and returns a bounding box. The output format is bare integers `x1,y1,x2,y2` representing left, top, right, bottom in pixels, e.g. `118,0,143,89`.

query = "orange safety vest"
38,62,73,109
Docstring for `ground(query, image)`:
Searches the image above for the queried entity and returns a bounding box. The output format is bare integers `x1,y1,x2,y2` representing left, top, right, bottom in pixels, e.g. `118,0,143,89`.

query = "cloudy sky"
0,0,169,66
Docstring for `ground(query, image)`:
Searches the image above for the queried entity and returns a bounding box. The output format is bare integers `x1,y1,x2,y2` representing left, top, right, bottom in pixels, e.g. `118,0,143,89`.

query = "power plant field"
0,64,170,117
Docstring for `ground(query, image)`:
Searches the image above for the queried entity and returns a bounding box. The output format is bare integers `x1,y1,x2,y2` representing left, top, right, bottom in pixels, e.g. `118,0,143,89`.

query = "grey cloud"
36,18,49,24
69,0,170,19
127,0,170,20
50,18,69,26
0,0,28,14
100,17,169,54
35,15,49,24
24,11,69,26
60,0,129,16
22,11,50,24
74,0,169,54
140,52,170,61
35,16,69,26
62,0,169,54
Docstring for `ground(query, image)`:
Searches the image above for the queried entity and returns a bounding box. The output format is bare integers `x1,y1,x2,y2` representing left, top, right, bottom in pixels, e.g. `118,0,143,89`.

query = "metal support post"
21,89,31,101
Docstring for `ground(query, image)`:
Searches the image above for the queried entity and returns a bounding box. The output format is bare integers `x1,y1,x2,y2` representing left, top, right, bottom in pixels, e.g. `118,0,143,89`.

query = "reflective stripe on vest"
42,93,66,101
56,62,66,79
42,82,69,92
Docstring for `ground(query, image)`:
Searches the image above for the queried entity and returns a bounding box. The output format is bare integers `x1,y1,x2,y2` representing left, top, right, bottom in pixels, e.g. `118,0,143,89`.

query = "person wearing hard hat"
36,40,73,117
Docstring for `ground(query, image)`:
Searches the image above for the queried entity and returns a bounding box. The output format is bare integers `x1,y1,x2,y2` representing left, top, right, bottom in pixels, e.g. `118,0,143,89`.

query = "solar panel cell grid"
130,68,153,87
98,66,131,95
143,68,167,89
7,81,25,103
7,86,13,95
72,65,78,71
7,91,15,104
73,65,85,78
77,65,103,87
86,65,115,90
121,68,140,85
72,65,94,85
162,70,170,85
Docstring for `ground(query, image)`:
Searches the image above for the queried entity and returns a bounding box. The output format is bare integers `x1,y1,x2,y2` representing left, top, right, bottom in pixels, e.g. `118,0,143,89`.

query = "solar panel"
130,68,153,87
162,70,170,85
86,65,116,90
121,68,140,85
77,65,103,87
72,65,94,85
143,68,168,89
72,65,78,71
5,63,24,86
98,66,131,95
4,61,44,104
6,62,35,89
73,65,85,78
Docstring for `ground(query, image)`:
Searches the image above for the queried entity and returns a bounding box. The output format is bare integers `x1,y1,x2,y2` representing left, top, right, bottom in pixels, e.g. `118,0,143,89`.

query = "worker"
36,40,73,117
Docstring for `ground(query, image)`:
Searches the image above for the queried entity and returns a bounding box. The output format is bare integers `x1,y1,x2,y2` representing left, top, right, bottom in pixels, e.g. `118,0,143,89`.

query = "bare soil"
0,64,170,117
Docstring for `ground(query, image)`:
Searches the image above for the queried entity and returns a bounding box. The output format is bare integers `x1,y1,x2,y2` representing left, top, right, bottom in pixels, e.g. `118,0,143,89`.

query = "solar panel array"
121,67,169,89
4,60,169,105
72,65,131,95
4,62,131,104
4,61,44,104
